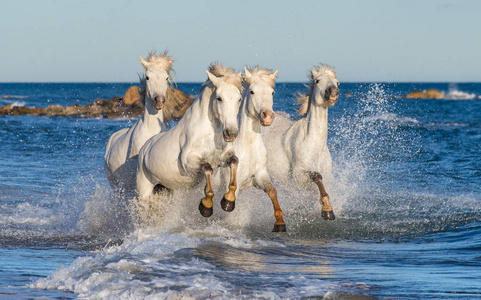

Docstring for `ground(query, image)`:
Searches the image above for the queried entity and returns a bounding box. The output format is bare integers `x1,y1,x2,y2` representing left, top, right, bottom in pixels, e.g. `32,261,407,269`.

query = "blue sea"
1,82,480,299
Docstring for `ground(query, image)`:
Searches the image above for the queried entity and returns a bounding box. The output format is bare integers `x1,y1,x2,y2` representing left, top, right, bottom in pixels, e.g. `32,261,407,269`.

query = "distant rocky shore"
0,85,194,119
403,88,479,99
403,89,446,99
1,87,478,118
345,88,479,100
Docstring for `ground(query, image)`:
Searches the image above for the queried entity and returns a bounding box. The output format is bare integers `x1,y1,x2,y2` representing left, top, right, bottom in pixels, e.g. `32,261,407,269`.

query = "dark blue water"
1,82,480,299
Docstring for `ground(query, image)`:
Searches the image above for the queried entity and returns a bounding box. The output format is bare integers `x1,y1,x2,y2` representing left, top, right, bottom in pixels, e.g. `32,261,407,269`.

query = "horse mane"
244,66,276,88
296,90,310,116
146,50,174,73
205,62,243,91
296,64,336,116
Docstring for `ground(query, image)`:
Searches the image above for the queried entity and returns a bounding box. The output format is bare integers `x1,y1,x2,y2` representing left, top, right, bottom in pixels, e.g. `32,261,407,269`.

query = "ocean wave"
10,100,26,108
0,100,27,108
446,89,478,100
362,112,419,124
29,228,268,298
0,202,61,226
29,226,335,299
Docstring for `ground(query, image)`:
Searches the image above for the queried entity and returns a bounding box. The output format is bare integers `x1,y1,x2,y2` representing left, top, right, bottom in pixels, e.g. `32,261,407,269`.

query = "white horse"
263,65,340,220
136,63,243,219
223,66,286,232
104,51,173,196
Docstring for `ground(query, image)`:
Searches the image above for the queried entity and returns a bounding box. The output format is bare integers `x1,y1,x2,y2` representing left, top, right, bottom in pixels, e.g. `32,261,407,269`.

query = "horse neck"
143,98,164,129
182,83,217,131
305,95,329,145
239,93,262,137
199,83,214,113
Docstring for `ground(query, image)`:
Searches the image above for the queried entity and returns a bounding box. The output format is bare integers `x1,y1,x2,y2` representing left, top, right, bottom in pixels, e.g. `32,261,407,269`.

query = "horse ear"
168,57,174,66
311,67,319,78
140,56,149,69
270,70,279,80
206,71,220,86
244,67,252,80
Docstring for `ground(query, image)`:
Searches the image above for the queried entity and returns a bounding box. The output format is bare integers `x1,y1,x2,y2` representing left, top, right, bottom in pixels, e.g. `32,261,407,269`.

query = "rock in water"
405,89,445,99
122,86,141,105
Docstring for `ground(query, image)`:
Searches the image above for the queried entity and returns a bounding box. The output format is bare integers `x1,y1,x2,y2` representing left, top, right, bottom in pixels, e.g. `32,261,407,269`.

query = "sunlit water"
1,82,481,299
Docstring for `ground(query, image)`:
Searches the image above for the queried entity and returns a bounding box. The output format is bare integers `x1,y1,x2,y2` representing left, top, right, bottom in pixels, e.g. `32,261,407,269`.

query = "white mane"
244,66,276,88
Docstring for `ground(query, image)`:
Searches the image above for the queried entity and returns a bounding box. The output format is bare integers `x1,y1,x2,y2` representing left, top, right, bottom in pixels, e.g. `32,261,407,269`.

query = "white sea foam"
446,89,477,99
0,202,61,226
29,226,297,299
447,83,478,99
11,100,26,108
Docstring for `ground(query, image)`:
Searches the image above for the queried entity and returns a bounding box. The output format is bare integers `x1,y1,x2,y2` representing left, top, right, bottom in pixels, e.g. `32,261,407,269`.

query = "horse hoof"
198,201,213,218
220,196,235,212
321,210,335,221
272,223,287,232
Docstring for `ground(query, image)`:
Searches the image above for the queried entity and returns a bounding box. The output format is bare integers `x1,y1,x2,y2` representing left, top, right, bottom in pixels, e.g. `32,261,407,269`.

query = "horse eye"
315,79,319,84
217,97,222,101
272,91,275,95
166,77,169,81
146,76,150,80
250,90,254,95
239,98,242,102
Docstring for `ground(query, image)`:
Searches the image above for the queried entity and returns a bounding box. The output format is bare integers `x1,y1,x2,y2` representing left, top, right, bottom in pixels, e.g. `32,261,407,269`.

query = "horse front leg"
263,181,286,232
198,163,214,217
309,172,335,220
221,155,238,212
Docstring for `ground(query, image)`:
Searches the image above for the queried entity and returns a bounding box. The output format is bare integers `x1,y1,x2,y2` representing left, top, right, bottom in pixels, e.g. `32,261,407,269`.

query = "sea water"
1,82,480,299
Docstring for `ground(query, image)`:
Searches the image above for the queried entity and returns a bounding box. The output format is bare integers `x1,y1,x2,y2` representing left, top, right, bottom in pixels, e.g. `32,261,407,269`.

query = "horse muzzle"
259,110,275,126
223,128,238,142
325,87,339,105
154,95,165,110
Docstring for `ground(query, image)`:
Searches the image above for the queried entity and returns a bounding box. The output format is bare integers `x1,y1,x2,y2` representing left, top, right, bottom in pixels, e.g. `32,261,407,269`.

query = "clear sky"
1,0,480,82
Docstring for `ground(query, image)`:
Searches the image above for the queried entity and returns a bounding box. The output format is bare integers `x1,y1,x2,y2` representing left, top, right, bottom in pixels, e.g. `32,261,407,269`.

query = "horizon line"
2,80,481,84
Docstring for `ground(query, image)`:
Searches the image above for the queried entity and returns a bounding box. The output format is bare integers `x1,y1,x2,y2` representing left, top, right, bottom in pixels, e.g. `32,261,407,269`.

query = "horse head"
140,51,174,111
206,70,242,142
243,66,278,126
310,65,340,108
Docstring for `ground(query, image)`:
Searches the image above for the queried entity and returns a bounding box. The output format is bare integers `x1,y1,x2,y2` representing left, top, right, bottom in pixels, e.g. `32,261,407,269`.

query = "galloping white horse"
104,51,173,195
136,63,243,218
224,66,286,232
264,65,339,220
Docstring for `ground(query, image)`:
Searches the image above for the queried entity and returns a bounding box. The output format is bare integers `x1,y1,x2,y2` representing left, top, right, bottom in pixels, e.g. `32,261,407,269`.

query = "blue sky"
1,0,480,82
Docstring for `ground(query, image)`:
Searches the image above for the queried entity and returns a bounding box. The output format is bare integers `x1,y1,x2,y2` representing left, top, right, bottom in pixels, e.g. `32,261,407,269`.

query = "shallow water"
1,82,481,299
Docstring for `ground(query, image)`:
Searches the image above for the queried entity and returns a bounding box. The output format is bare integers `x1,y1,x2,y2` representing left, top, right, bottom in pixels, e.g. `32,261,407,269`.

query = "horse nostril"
329,87,339,96
223,128,238,140
261,112,267,119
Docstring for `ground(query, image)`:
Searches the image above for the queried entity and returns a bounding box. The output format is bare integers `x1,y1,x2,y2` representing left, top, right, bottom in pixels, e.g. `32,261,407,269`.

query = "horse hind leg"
309,172,335,221
199,163,214,217
220,155,238,212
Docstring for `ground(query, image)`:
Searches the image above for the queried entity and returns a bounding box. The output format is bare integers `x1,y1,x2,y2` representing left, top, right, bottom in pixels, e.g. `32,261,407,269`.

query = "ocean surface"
1,82,480,299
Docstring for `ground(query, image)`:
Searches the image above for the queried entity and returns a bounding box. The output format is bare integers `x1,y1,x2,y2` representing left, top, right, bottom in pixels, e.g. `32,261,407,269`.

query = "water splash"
447,83,477,99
